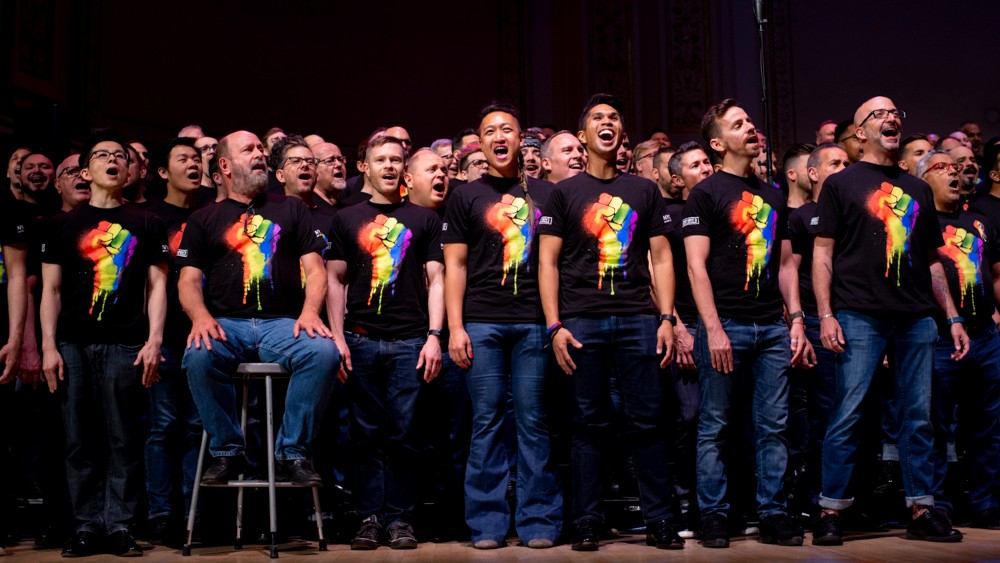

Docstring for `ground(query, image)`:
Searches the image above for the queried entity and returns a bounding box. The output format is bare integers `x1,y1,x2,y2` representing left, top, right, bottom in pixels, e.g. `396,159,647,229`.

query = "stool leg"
266,375,279,558
312,487,327,551
183,431,210,556
235,376,251,550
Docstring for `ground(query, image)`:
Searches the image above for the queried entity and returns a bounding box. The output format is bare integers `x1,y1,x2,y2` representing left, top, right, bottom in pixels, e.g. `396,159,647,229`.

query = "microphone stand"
753,0,773,186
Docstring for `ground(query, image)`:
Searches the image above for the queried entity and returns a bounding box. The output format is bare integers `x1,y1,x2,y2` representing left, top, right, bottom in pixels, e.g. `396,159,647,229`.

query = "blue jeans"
345,332,424,526
932,326,1000,512
696,317,791,518
801,315,837,505
145,343,201,521
820,311,937,509
564,315,674,525
183,317,338,460
59,342,146,534
464,322,562,544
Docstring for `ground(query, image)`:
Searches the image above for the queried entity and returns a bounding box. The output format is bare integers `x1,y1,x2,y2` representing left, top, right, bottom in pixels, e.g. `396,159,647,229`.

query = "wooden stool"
183,363,326,558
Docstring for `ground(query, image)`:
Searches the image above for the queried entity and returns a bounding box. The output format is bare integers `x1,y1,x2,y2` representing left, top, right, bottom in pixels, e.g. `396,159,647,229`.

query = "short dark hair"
650,146,675,169
158,137,199,171
667,141,707,177
806,142,845,170
269,134,310,171
365,136,405,161
833,119,855,143
984,135,1000,174
899,133,929,156
700,98,740,154
782,143,815,171
357,127,388,163
79,129,129,169
578,93,625,132
540,130,575,159
478,102,521,130
451,128,477,153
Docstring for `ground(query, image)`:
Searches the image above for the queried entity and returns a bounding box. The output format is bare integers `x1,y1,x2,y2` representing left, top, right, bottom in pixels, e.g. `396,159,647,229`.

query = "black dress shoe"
61,531,103,557
906,506,963,542
645,519,684,549
280,459,323,487
570,517,600,551
812,512,844,546
107,530,143,556
201,455,246,485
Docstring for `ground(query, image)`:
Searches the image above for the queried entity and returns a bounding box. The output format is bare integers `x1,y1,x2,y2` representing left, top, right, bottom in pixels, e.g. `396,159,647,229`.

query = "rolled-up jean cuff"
905,495,934,508
882,443,899,461
818,495,853,510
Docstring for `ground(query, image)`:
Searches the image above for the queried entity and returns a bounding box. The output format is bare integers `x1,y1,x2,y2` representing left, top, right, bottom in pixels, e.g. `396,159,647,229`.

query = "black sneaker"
758,514,803,546
107,530,144,557
387,521,418,549
970,507,1000,530
147,516,183,548
906,506,963,542
645,519,684,550
280,459,323,487
61,531,103,557
812,512,844,546
570,517,600,551
200,455,245,485
351,516,382,550
700,513,729,548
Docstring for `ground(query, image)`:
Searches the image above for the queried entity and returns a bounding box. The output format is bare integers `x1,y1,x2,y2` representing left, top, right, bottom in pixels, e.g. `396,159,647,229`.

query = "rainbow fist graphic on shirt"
866,182,919,285
729,191,776,295
225,213,281,311
940,224,984,313
168,224,186,257
485,194,534,294
358,213,412,313
583,193,637,295
79,220,138,321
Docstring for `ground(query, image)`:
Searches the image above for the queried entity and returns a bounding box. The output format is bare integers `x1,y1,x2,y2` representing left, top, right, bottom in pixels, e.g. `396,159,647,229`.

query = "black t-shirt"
814,161,942,316
336,190,373,209
537,172,668,317
788,201,819,316
682,171,787,322
968,192,1000,233
326,200,442,339
176,193,327,319
150,200,195,346
40,204,168,345
310,197,338,235
442,175,552,323
664,197,697,323
0,201,31,337
935,209,1000,334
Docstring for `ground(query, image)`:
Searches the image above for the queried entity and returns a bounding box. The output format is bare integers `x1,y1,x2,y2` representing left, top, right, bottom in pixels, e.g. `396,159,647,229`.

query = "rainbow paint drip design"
79,221,137,320
358,213,411,313
583,193,637,295
485,194,534,294
225,212,281,311
940,223,984,313
866,182,919,285
729,191,776,295
168,224,186,257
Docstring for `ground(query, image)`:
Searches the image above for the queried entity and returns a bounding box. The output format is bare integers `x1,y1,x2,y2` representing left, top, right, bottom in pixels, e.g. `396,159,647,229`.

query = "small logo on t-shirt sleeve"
663,214,672,223
442,223,448,231
810,217,819,226
176,248,188,258
16,224,25,234
682,217,700,228
538,216,553,225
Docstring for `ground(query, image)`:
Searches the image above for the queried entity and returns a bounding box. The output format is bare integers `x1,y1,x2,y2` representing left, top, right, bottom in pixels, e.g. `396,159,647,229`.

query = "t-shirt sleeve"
647,190,670,238
813,180,840,237
293,200,328,256
175,213,206,270
325,214,348,262
681,187,712,237
144,214,170,266
788,210,809,255
536,186,565,237
441,190,468,244
425,212,444,263
915,185,943,251
0,205,28,247
39,214,67,265
775,201,790,242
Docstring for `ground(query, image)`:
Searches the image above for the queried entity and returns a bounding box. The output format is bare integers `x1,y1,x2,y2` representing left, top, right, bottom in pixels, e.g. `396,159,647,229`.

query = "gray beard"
231,166,267,197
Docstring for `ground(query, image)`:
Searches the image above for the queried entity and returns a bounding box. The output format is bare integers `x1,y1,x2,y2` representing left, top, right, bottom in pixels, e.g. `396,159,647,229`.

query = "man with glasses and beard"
176,130,338,490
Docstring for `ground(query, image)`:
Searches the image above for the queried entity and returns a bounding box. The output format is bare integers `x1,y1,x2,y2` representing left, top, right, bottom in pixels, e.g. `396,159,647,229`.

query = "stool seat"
236,362,290,377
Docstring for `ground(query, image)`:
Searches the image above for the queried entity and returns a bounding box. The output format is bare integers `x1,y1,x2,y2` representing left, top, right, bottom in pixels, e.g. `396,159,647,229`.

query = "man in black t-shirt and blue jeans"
811,97,969,545
538,93,683,551
681,99,809,548
326,136,444,550
177,131,338,489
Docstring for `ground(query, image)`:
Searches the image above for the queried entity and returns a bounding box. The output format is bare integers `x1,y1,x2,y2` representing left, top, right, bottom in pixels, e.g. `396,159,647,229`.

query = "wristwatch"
659,313,677,326
427,329,442,337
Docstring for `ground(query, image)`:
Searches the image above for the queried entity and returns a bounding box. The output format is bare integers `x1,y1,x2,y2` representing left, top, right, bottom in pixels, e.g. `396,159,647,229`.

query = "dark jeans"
564,314,675,526
345,332,424,526
145,343,201,521
59,341,146,534
932,326,1000,512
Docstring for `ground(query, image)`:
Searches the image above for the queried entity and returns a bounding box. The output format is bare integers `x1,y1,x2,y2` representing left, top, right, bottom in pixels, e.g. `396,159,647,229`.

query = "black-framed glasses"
317,156,346,166
284,156,317,168
858,108,905,127
89,150,129,163
58,166,82,179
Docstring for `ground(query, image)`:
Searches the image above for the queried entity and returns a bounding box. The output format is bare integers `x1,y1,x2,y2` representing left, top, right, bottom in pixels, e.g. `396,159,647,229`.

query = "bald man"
811,96,967,545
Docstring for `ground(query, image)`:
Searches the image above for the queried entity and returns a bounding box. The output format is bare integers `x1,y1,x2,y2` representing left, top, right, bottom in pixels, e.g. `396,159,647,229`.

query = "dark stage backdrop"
1,0,997,159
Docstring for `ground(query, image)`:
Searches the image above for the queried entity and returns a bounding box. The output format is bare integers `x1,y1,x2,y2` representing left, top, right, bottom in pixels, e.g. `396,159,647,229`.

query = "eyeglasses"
317,156,346,166
858,108,905,127
58,166,82,179
197,144,218,154
284,156,317,168
636,153,654,162
89,150,129,163
464,158,489,171
925,162,962,175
